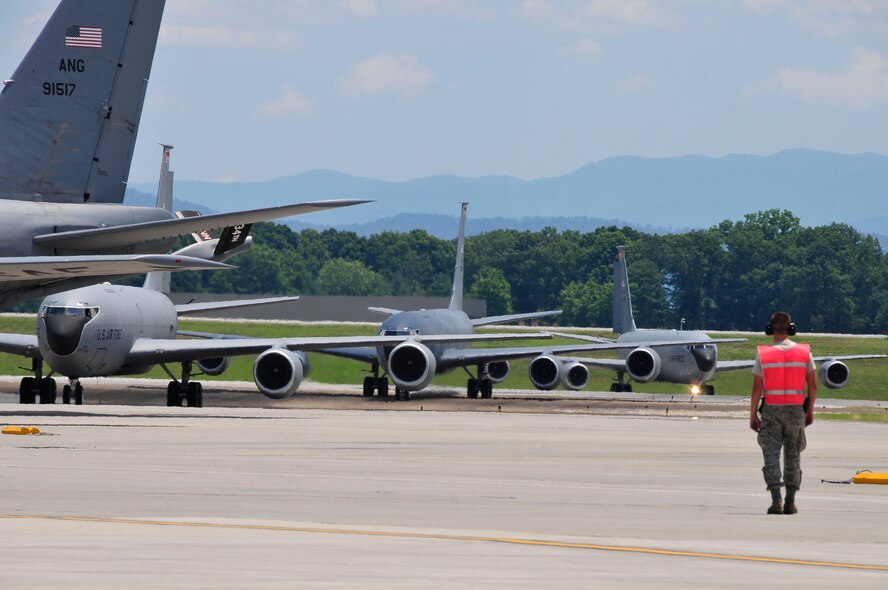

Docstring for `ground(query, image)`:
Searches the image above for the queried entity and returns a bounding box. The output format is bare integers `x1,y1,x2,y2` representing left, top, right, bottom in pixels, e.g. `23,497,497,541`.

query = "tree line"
5,209,885,334
165,209,887,334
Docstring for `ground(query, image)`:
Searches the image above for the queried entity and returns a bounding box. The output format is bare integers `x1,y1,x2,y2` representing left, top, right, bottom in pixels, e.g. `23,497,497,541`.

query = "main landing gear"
466,364,493,399
362,364,401,399
609,371,633,393
362,363,390,397
161,361,204,408
17,359,78,405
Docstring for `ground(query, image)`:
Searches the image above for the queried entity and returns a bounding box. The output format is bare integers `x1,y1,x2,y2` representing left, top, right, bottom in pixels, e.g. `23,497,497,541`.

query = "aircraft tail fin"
612,246,637,334
144,143,175,293
448,202,469,311
156,144,174,213
0,0,166,204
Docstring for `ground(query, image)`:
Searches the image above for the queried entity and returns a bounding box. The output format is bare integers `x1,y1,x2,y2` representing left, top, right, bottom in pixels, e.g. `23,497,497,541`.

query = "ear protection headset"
765,313,796,336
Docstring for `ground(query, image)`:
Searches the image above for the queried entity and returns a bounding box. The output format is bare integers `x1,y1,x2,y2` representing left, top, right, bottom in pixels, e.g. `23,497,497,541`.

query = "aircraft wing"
0,254,231,280
435,339,739,370
471,310,562,327
553,332,747,346
32,200,370,251
715,354,887,373
0,333,40,358
175,296,300,316
126,332,552,365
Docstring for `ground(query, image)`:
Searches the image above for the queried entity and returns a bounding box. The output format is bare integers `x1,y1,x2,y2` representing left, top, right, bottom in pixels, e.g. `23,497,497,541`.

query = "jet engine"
818,359,849,389
528,354,563,391
562,361,589,391
387,342,436,391
197,356,230,377
487,361,510,384
253,349,309,399
625,347,661,383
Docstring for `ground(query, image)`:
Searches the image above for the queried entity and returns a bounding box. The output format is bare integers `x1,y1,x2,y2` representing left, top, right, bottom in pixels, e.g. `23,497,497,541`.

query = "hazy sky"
3,0,888,184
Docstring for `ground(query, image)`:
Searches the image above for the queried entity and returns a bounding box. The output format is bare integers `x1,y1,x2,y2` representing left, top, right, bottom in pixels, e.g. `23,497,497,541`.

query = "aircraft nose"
42,315,90,356
691,347,717,372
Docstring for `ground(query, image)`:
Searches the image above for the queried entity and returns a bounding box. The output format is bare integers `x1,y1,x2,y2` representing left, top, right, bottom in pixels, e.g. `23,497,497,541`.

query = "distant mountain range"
126,149,888,238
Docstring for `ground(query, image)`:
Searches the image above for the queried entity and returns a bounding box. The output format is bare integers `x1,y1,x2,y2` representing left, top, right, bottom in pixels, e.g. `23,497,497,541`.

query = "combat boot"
767,487,783,514
783,488,798,514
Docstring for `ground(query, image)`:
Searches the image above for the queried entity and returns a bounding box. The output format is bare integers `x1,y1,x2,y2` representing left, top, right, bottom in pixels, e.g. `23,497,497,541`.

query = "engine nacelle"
626,347,661,383
487,361,510,384
562,361,589,391
818,359,849,389
197,356,230,377
387,341,436,391
528,354,563,391
253,348,309,399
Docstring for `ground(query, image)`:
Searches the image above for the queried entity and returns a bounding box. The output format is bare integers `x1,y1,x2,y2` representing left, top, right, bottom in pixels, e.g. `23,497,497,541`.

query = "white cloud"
160,24,296,50
743,0,888,37
393,0,497,19
341,54,436,98
256,84,314,116
517,0,676,30
559,38,603,60
340,0,379,18
752,47,888,109
618,72,652,95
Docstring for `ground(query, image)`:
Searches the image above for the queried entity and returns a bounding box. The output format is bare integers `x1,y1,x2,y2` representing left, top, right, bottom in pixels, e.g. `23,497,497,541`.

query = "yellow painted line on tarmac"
2,514,887,572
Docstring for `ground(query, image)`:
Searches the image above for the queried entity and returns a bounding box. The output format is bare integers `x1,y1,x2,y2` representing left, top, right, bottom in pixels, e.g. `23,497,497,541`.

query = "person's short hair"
768,311,793,334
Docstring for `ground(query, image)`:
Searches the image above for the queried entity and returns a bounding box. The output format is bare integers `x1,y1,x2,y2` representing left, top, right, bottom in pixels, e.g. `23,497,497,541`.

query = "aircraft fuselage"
2,199,174,257
376,308,474,369
616,329,717,385
37,284,177,377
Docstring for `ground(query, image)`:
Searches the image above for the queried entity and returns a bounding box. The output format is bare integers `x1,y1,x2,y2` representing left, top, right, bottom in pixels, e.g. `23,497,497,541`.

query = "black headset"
765,317,796,336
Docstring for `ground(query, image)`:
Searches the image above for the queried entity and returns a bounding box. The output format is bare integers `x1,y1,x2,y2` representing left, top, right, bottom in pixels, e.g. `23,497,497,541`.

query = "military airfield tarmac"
1,381,887,588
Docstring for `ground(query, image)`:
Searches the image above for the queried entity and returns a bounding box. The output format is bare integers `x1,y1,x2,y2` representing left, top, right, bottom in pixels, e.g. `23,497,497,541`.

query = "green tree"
316,258,388,296
468,267,513,316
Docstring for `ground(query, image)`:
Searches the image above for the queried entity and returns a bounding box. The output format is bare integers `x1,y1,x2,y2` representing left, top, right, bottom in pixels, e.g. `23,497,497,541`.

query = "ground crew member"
749,311,816,515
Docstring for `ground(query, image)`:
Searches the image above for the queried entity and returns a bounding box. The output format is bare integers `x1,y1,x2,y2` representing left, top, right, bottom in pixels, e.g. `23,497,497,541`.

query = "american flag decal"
65,26,102,48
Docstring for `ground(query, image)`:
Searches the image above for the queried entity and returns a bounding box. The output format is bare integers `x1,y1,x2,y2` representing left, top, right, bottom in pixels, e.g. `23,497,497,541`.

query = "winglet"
612,246,637,334
448,202,468,311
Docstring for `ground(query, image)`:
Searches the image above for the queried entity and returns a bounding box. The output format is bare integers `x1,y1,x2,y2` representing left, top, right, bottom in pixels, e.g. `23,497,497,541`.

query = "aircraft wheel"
186,382,203,408
467,378,479,399
362,377,375,397
73,384,83,405
480,379,493,399
19,377,36,404
166,381,180,407
39,378,57,404
63,385,72,405
394,387,411,401
704,385,715,396
376,377,389,397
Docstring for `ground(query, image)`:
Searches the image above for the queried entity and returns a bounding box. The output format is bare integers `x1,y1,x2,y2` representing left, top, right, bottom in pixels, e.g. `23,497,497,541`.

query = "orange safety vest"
758,343,810,406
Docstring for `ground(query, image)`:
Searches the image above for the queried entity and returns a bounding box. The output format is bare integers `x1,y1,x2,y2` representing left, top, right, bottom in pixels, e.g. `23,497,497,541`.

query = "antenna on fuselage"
448,201,468,311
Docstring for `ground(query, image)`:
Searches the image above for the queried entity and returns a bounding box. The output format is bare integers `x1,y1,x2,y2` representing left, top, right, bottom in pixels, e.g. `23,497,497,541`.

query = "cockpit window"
41,306,99,319
380,328,420,337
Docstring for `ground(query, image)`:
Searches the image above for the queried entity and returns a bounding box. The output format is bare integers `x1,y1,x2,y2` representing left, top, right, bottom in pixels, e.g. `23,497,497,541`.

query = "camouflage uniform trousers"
758,404,807,490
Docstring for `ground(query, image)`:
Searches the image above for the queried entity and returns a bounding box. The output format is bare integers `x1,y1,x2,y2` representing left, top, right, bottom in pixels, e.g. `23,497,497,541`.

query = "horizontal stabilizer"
367,306,403,316
175,296,300,316
33,199,371,251
0,254,230,280
472,310,562,327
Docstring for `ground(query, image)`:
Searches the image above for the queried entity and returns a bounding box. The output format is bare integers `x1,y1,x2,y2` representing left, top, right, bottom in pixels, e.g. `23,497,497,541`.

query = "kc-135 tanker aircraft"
554,247,886,394
0,0,366,307
267,203,745,401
